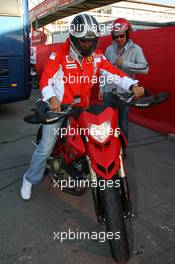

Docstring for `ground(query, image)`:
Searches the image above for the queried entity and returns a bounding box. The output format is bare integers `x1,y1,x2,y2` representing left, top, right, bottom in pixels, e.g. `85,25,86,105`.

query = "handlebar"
24,92,169,125
112,90,169,108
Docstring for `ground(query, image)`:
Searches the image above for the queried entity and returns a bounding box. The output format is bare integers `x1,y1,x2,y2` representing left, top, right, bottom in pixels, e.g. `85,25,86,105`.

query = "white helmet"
69,14,100,56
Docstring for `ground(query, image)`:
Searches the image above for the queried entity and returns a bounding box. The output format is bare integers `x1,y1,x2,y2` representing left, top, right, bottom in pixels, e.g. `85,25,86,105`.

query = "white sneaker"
20,176,32,200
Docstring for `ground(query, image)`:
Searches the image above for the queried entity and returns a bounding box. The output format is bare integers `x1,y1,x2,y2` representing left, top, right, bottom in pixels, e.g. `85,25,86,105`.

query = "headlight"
89,121,112,143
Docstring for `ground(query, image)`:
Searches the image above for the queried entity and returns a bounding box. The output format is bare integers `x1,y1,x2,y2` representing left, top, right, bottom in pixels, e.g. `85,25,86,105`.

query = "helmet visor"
78,37,98,56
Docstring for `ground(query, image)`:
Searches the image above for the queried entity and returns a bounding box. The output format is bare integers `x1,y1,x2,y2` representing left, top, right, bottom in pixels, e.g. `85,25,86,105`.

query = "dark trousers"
103,92,129,139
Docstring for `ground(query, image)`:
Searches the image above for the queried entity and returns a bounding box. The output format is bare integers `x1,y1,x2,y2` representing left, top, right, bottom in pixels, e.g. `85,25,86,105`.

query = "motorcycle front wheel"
102,185,129,263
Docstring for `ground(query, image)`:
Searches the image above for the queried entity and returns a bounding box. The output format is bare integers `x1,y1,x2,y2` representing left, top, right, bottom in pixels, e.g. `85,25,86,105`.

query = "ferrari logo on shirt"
87,56,93,62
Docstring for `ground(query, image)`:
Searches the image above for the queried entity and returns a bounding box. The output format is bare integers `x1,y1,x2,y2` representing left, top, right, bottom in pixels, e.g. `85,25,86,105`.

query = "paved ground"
0,89,175,264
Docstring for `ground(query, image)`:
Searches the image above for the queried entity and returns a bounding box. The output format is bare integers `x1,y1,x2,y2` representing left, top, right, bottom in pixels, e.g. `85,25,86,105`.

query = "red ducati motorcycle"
25,91,168,263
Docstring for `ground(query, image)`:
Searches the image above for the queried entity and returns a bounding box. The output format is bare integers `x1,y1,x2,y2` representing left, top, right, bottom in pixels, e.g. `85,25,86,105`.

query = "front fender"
86,136,121,180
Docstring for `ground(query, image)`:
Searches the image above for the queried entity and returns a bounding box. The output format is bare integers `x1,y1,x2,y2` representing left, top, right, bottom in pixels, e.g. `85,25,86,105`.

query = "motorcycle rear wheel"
102,185,129,263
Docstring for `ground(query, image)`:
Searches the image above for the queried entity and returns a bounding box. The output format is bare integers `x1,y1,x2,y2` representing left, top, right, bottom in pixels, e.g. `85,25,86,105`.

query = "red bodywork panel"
78,106,121,179
52,116,85,163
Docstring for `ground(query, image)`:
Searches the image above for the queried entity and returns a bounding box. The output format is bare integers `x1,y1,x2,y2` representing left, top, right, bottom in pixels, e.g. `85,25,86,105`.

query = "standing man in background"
101,18,149,157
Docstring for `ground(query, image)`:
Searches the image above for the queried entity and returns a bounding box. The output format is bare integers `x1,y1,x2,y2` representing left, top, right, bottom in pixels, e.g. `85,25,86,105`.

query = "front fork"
119,150,134,221
86,149,134,224
86,156,106,224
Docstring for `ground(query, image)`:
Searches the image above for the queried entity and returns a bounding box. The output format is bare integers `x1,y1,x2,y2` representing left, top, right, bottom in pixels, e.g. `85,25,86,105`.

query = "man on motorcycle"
21,13,144,200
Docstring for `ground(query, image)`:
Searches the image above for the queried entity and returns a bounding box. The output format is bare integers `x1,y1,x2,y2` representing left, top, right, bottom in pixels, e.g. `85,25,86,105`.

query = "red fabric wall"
33,26,175,134
92,27,175,134
129,26,175,134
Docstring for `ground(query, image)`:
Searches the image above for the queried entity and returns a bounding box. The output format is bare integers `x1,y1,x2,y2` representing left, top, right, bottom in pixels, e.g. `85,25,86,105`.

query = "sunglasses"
115,34,125,39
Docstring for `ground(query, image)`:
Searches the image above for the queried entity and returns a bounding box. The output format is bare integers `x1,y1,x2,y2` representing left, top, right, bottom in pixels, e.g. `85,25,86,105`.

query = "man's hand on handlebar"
49,96,61,112
130,85,145,97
